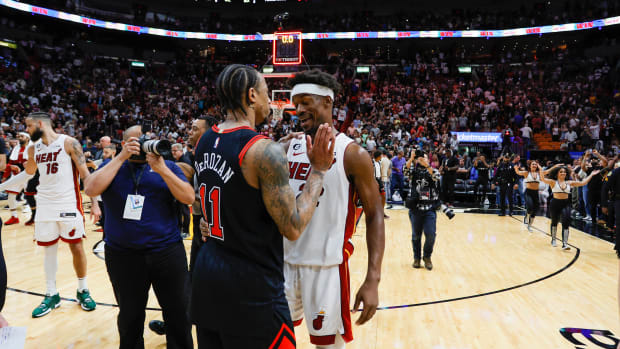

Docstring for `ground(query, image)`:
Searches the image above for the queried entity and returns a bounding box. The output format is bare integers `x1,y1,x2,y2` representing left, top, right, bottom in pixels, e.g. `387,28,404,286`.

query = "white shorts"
34,213,86,246
4,181,25,195
284,261,353,346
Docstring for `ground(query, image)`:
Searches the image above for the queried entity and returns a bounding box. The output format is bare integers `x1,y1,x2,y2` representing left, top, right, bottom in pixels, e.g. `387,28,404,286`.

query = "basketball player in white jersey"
2,132,32,225
282,70,385,348
0,112,101,317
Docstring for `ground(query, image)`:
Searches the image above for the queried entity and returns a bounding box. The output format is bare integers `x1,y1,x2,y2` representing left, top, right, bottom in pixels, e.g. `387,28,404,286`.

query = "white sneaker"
93,240,105,254
584,216,592,222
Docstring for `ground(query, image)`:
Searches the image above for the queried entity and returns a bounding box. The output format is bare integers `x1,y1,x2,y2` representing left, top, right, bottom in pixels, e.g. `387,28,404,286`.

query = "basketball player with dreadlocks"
192,64,335,348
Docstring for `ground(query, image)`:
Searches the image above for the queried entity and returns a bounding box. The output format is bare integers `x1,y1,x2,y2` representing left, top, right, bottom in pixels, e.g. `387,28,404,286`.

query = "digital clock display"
273,32,302,65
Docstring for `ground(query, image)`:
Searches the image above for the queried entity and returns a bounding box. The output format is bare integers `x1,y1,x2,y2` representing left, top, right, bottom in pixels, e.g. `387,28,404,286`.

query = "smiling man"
283,70,385,348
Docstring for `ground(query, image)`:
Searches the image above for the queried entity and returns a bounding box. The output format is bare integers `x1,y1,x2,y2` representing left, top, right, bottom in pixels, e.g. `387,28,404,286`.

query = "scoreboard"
273,31,302,65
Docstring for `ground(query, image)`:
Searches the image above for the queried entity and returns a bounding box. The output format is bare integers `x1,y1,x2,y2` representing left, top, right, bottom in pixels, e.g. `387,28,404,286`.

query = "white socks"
78,277,88,292
8,194,17,217
44,244,58,296
44,244,88,295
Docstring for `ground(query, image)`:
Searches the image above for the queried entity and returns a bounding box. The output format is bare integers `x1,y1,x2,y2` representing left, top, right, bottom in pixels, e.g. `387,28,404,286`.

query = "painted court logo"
560,328,619,348
313,311,326,330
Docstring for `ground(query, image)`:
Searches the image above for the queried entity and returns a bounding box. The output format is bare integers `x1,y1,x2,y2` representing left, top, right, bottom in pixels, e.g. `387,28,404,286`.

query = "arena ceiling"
80,0,551,18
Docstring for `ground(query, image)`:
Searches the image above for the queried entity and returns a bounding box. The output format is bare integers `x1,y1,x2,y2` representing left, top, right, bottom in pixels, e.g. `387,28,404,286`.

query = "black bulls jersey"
191,125,286,334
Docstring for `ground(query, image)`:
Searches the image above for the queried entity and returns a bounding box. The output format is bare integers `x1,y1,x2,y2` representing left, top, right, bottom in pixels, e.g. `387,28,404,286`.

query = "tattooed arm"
66,137,90,178
243,124,335,241
66,137,101,221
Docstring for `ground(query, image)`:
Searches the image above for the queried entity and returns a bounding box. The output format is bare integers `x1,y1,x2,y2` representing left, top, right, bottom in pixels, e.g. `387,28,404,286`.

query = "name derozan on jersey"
195,152,235,184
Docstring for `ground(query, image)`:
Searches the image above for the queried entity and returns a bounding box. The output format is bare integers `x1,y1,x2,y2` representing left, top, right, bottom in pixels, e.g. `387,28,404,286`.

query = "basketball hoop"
271,101,286,123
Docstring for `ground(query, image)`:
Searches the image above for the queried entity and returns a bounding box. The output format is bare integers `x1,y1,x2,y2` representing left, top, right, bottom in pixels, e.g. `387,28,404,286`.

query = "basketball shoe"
32,293,61,318
25,216,35,226
4,216,19,225
77,289,96,311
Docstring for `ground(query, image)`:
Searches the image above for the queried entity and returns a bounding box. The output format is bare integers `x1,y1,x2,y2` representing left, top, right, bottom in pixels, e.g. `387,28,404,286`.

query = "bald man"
94,136,111,161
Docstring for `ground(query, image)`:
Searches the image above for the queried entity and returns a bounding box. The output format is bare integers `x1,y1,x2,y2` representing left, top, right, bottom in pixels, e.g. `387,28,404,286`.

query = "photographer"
84,125,194,349
406,150,442,271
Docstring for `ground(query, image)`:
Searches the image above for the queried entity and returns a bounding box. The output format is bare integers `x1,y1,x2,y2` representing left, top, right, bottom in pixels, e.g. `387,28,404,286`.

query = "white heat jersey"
8,142,32,162
285,133,358,267
33,134,83,221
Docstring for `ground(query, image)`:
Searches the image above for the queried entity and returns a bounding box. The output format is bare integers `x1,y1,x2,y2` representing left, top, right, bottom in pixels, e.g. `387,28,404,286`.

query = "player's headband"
19,132,30,138
291,83,334,101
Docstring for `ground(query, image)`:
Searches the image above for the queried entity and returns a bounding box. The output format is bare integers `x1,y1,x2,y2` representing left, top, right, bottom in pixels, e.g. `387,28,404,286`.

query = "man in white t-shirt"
563,128,578,150
520,123,533,150
366,136,377,152
380,151,392,209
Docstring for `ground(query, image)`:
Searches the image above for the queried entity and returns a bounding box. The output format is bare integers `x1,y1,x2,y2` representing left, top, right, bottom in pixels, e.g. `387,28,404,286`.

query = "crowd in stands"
1,37,616,151
0,21,619,232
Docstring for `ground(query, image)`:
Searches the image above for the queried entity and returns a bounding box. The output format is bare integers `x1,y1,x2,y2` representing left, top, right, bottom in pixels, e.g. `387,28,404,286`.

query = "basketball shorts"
196,298,296,349
34,212,85,246
4,177,25,195
284,261,353,346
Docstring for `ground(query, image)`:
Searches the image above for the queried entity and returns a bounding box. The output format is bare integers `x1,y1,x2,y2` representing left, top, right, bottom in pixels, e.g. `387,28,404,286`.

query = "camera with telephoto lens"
129,120,172,161
440,204,455,220
130,136,172,161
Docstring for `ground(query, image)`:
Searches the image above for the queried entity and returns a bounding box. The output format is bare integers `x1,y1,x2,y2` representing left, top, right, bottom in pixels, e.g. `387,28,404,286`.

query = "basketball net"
271,101,286,123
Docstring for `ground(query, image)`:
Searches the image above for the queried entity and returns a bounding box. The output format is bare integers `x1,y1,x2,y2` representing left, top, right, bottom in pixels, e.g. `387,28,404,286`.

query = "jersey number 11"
199,184,224,240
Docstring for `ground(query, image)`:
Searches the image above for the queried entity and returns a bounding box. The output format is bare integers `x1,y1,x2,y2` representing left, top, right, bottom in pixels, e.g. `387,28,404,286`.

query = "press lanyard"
128,163,146,195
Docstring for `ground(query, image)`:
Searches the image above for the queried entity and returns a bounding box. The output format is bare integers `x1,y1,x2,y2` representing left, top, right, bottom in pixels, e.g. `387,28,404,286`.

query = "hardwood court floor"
1,202,618,348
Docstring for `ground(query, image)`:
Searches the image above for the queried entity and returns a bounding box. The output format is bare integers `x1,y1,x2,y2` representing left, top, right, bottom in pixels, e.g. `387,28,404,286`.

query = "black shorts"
196,301,295,349
192,244,295,347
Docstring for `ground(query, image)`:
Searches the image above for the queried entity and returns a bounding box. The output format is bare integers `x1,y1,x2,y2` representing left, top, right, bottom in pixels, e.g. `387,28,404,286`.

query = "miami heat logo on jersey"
288,158,337,181
312,311,326,330
35,148,63,175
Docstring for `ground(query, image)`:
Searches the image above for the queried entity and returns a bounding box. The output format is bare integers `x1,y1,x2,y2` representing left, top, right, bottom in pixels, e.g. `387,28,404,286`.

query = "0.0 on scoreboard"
273,32,302,65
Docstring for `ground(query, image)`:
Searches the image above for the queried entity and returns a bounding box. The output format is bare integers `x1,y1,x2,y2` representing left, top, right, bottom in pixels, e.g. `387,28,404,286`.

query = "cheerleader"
514,159,560,232
541,166,599,249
